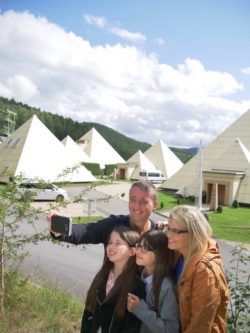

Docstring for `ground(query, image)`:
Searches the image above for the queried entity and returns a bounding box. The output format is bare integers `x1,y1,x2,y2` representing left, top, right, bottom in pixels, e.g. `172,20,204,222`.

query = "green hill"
0,97,196,162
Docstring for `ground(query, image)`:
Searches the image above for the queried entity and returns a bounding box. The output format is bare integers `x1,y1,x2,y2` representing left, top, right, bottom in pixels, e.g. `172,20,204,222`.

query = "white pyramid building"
62,135,91,163
61,135,96,182
77,128,125,169
0,116,96,183
162,109,250,205
144,140,183,179
126,150,158,180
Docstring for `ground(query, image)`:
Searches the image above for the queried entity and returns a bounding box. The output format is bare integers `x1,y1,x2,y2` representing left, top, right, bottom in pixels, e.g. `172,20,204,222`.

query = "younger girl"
81,226,146,333
127,230,180,333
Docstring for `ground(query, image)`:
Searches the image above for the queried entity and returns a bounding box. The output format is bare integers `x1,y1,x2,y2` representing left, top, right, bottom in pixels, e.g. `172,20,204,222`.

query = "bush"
82,162,100,176
189,195,195,202
160,201,164,209
104,164,117,176
226,245,250,332
217,206,223,213
203,212,209,221
232,200,239,209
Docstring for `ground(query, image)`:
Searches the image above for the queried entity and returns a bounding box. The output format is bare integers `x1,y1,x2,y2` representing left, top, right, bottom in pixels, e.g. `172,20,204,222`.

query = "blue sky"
0,0,250,147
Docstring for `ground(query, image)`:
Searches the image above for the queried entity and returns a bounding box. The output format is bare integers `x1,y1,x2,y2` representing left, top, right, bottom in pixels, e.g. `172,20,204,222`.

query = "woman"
166,205,229,333
81,226,145,333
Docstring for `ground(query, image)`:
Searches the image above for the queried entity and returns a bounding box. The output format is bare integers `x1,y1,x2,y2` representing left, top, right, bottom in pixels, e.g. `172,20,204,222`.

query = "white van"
139,170,166,183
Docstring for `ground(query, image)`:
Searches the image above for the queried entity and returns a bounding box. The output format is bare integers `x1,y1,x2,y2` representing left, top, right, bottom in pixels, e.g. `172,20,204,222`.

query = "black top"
81,274,146,333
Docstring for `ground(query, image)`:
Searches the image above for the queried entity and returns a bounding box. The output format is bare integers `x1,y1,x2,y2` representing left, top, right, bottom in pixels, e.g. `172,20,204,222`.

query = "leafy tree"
0,178,51,317
226,245,250,332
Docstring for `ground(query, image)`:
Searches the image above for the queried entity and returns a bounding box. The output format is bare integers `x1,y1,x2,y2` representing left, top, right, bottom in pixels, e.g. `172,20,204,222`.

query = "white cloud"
83,13,146,43
83,14,106,29
154,37,165,46
109,27,146,43
0,10,250,148
241,67,250,74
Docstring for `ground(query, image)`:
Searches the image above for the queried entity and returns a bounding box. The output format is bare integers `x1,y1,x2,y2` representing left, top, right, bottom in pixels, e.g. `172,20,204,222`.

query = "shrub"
226,245,250,332
232,200,239,209
82,162,100,175
217,206,223,213
160,201,164,209
203,212,209,221
189,195,195,202
104,164,117,176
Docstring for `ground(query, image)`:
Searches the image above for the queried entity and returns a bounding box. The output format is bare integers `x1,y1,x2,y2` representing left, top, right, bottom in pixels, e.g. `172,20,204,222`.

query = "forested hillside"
0,97,196,162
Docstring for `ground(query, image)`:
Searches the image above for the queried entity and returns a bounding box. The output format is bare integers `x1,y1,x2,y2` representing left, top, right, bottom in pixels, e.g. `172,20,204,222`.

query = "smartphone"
51,215,72,236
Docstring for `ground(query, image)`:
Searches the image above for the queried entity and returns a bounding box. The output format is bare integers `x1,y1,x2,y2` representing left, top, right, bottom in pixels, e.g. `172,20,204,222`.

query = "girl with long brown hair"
127,230,180,333
81,226,145,333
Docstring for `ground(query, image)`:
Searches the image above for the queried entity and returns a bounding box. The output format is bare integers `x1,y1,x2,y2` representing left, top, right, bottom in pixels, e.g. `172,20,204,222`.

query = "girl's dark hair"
139,230,174,312
85,226,140,320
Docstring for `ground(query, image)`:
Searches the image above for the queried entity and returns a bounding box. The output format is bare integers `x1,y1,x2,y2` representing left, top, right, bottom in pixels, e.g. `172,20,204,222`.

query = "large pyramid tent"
162,109,250,205
116,150,158,180
144,140,183,179
77,128,125,169
0,116,96,183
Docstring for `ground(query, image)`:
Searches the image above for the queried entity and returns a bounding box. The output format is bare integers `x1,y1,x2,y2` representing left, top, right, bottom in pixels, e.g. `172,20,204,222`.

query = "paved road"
17,184,249,301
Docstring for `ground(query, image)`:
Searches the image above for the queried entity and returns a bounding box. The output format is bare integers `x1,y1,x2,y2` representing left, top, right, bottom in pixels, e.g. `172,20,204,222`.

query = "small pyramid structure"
0,116,95,183
162,109,250,205
126,150,158,180
77,128,125,169
212,138,250,170
62,135,91,163
61,135,96,182
144,140,183,179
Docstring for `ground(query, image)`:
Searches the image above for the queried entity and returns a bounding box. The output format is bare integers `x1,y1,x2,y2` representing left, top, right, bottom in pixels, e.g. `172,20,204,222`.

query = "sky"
0,0,250,148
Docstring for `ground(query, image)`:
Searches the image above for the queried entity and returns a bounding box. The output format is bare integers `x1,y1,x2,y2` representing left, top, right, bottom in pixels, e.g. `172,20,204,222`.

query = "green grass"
208,207,250,243
157,190,194,210
1,272,83,333
72,215,102,224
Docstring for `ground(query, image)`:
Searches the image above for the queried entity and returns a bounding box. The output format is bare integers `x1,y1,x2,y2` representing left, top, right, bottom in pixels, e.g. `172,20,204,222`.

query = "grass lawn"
157,190,194,210
72,215,102,224
208,207,250,243
1,272,83,333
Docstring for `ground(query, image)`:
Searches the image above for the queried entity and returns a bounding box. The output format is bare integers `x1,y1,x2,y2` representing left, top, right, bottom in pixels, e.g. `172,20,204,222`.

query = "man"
48,181,158,246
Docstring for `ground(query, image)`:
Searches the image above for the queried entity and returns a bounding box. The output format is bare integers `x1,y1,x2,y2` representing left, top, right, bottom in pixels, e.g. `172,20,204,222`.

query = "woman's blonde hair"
170,205,212,281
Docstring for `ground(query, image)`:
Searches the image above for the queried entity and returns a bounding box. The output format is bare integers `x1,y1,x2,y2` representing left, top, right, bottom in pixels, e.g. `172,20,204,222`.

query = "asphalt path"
17,185,249,302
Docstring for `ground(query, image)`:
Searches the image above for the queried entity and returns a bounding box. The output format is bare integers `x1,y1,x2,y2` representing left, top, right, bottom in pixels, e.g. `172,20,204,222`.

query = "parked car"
16,182,68,202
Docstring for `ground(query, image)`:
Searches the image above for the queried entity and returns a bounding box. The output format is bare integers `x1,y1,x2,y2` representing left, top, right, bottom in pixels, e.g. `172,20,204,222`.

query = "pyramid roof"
77,128,125,169
126,150,157,179
0,116,95,183
61,135,96,182
144,140,183,179
62,135,91,163
212,138,250,170
162,109,250,204
127,150,157,170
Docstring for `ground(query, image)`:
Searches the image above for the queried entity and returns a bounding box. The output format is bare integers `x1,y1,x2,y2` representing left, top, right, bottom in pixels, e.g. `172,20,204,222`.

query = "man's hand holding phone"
47,213,72,237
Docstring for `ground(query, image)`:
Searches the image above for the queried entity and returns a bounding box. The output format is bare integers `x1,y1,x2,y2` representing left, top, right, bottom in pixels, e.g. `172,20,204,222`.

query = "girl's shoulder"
160,277,177,294
161,276,175,287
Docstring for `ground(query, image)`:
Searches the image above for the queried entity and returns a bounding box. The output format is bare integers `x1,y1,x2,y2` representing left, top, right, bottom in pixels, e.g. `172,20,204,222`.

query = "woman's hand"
127,293,140,312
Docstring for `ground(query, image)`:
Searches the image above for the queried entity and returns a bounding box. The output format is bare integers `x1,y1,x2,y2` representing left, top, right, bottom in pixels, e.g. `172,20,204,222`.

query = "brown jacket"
178,239,230,333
